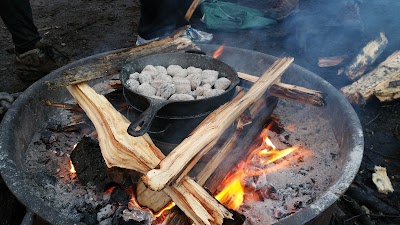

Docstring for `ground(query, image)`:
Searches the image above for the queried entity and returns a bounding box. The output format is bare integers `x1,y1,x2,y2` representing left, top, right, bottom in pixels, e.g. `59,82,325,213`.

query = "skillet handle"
127,100,168,137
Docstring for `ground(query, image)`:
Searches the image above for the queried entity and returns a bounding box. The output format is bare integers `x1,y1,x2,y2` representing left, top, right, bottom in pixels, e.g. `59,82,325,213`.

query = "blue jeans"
0,0,41,53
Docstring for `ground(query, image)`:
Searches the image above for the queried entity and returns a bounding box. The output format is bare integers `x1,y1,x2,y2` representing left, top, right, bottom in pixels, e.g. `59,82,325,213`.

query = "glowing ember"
124,187,175,219
154,202,175,218
216,123,298,210
213,44,225,59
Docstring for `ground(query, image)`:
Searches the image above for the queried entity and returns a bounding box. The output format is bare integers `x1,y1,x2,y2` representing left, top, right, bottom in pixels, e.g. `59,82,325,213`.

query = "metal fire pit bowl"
0,45,363,225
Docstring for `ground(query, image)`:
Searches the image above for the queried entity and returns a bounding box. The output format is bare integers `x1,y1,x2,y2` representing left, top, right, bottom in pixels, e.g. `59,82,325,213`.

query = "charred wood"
346,183,399,215
343,195,374,225
237,72,326,107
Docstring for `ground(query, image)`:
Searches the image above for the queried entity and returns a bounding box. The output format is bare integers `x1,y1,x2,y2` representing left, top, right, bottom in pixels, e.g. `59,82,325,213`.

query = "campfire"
0,34,363,225
215,123,299,210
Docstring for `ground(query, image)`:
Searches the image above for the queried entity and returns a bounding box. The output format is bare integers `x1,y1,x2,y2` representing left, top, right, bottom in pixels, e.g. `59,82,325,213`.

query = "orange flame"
124,186,175,219
213,44,225,59
215,123,298,210
69,160,76,174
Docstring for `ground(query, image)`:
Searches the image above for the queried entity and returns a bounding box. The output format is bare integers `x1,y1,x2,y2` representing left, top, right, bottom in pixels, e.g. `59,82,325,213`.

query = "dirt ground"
1,0,399,224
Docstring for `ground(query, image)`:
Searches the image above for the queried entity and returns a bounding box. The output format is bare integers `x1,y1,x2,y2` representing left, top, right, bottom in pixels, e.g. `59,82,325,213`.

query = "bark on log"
66,83,233,225
237,72,326,107
341,50,400,104
142,57,294,191
343,32,388,81
46,26,197,88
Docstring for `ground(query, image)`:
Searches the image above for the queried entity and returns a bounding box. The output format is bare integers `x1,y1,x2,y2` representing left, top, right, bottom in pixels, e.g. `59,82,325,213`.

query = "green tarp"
200,0,276,31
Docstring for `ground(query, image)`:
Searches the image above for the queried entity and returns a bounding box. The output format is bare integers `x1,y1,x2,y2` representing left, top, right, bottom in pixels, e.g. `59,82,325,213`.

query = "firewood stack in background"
324,32,400,104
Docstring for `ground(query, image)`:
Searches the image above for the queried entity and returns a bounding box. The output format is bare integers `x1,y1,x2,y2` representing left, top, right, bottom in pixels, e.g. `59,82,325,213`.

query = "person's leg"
0,0,68,82
137,0,212,45
138,0,193,40
0,0,41,53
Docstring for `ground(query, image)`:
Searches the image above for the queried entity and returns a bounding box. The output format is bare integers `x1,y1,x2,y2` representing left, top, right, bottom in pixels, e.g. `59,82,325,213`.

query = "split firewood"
142,57,294,191
318,55,347,68
45,26,197,88
342,32,388,81
372,166,394,194
66,83,233,225
238,72,326,107
341,50,400,104
374,75,400,102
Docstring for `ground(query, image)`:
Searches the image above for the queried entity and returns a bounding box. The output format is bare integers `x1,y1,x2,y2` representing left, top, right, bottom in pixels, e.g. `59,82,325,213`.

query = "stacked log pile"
338,32,400,104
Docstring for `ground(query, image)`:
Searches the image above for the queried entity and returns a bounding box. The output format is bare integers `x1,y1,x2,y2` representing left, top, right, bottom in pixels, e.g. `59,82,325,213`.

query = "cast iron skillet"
120,52,240,137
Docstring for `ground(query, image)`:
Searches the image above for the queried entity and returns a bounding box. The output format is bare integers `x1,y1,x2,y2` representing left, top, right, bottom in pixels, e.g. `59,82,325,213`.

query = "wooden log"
341,50,400,104
343,32,388,81
318,55,347,67
66,83,233,225
374,75,400,102
142,57,294,191
184,0,201,21
237,72,326,107
45,26,197,88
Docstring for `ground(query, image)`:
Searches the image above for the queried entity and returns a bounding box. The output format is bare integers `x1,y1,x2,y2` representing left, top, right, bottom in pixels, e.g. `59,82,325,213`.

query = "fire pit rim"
0,45,364,225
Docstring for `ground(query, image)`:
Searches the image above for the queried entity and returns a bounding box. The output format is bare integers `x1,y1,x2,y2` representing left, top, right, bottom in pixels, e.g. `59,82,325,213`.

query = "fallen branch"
142,57,294,191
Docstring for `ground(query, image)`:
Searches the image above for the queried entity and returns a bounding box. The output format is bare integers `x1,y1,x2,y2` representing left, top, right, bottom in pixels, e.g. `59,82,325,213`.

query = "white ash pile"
125,65,232,101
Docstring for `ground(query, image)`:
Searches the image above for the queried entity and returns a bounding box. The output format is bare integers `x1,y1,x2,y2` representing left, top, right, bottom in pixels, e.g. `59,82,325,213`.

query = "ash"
240,100,341,224
22,99,340,224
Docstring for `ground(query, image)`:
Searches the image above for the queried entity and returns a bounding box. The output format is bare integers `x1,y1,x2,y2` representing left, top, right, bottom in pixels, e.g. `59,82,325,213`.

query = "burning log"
238,72,326,107
341,50,400,104
66,83,234,225
46,26,197,88
142,57,294,192
135,96,278,213
342,32,388,81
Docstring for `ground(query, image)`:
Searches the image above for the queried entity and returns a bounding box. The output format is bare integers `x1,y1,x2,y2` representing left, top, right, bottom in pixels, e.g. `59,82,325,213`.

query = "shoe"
135,26,213,46
15,40,69,82
183,26,213,43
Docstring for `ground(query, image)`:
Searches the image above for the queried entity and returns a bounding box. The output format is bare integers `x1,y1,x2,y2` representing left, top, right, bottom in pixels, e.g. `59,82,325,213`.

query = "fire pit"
0,45,363,225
